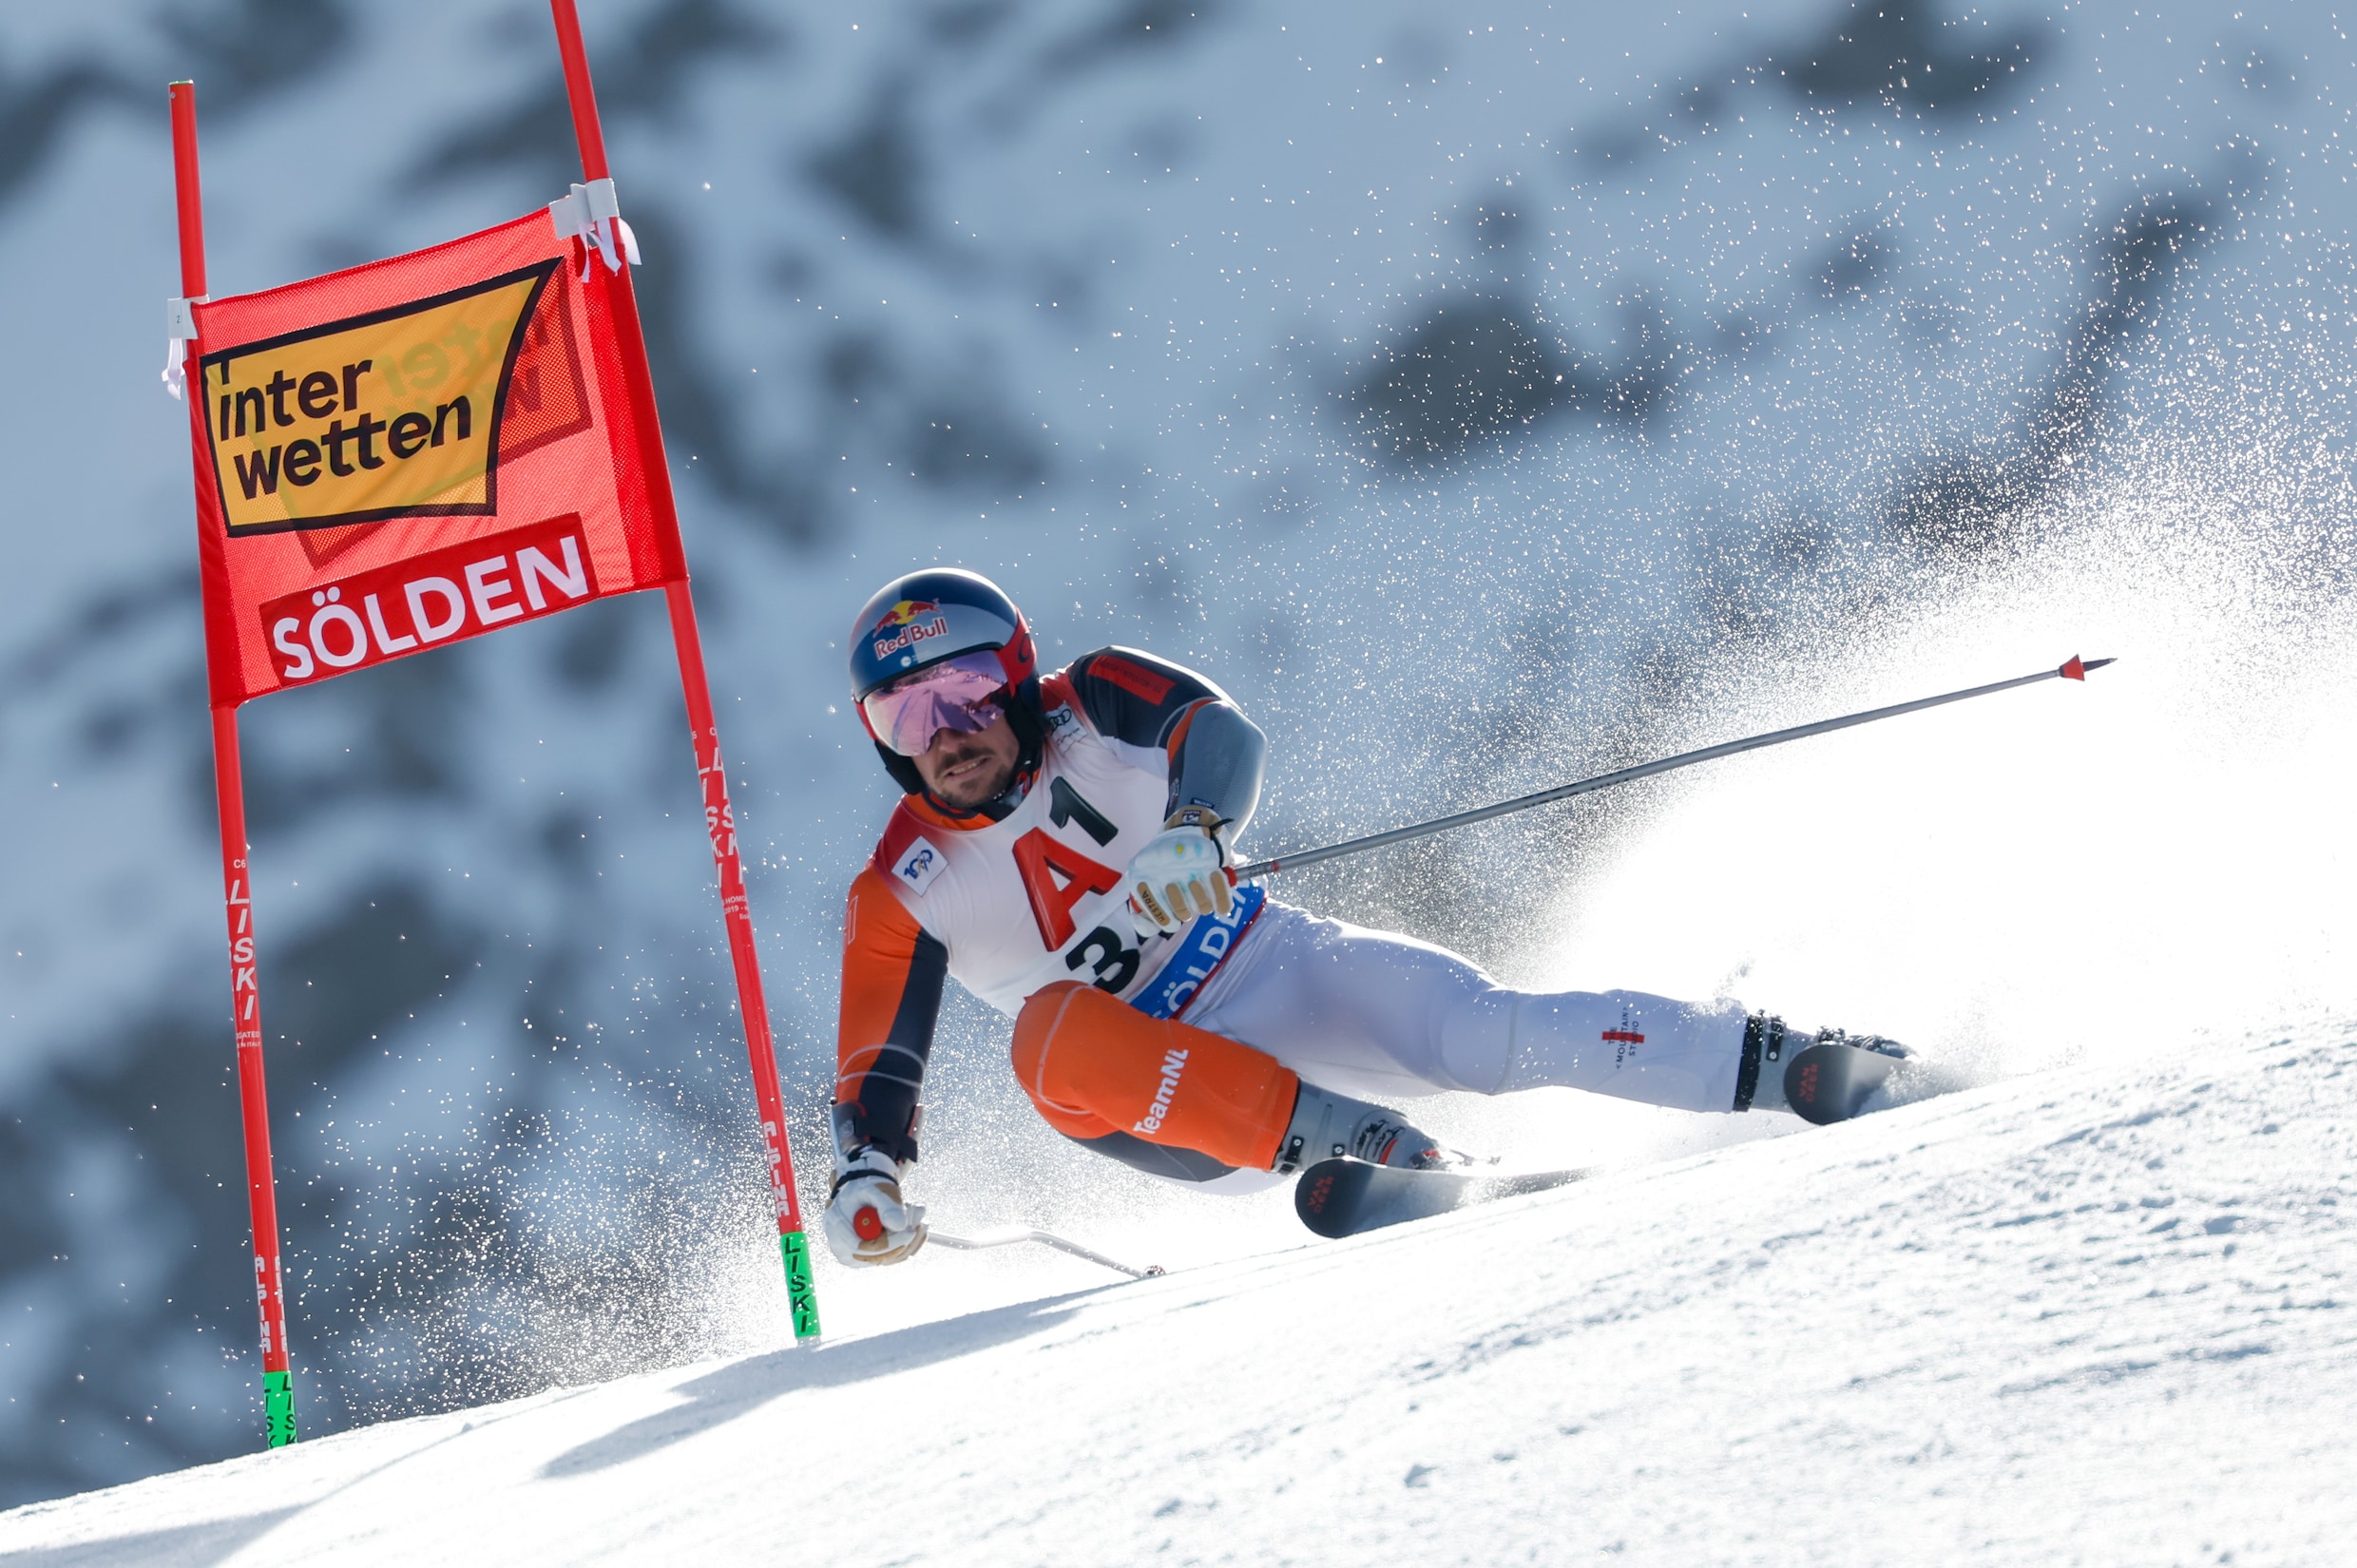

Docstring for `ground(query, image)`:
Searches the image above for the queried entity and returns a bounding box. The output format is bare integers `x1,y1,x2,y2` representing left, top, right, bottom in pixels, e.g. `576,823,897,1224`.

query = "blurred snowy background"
1,0,2351,1506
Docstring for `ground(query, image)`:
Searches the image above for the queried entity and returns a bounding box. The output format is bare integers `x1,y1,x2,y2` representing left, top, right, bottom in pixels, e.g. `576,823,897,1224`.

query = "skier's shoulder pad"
1064,645,1231,748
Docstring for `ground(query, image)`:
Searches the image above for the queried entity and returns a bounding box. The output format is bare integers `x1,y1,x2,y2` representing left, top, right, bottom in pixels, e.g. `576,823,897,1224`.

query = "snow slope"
6,0,2357,1505
5,1017,2348,1566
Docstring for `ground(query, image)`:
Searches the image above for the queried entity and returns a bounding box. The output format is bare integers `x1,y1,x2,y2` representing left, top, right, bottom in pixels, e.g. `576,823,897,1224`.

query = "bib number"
1065,925,1142,994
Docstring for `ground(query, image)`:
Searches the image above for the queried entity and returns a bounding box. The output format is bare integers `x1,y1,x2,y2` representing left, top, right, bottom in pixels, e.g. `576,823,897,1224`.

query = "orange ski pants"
1009,982,1299,1171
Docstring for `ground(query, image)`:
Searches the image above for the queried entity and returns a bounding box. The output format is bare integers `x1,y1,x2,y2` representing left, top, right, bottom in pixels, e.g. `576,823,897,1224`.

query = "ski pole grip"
853,1205,884,1242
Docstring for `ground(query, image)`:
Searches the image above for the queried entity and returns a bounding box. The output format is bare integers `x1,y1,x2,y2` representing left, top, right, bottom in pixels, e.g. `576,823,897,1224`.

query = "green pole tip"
263,1370,298,1447
780,1231,821,1342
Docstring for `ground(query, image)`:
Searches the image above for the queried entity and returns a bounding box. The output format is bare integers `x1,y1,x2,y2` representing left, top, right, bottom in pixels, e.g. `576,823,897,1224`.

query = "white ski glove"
1126,807,1234,939
824,1146,928,1267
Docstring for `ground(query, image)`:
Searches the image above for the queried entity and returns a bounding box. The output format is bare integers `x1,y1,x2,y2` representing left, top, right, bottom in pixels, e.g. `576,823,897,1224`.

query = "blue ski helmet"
847,567,1041,794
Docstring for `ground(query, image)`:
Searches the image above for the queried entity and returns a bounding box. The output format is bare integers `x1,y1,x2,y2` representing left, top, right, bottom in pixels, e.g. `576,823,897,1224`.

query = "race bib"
1128,885,1266,1021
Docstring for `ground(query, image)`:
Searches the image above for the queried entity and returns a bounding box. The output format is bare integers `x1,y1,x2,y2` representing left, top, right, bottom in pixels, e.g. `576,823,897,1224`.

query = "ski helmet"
847,567,1041,796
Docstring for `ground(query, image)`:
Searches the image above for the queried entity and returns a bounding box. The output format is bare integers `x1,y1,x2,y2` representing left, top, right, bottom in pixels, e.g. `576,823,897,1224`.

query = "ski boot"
1738,1013,1912,1125
1274,1080,1466,1174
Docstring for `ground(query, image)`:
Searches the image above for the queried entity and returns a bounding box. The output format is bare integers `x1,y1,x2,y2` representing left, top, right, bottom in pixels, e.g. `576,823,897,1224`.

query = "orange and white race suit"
835,647,1754,1192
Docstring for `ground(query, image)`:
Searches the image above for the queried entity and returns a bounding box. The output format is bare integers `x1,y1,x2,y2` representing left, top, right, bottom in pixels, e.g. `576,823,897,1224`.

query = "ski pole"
1233,654,2115,881
926,1225,1164,1279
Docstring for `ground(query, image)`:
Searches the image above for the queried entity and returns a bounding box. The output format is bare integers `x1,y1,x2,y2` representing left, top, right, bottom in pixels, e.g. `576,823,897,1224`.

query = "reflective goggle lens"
860,651,1008,755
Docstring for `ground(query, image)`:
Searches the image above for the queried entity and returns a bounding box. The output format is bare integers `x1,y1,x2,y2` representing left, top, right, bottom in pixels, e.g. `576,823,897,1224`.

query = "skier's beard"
914,717,1020,811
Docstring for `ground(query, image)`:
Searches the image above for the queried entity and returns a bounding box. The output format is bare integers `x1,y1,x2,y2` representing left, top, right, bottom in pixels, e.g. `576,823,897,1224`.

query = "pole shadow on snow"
2,1378,600,1566
0,1507,303,1568
536,1291,1099,1480
2,1295,1097,1560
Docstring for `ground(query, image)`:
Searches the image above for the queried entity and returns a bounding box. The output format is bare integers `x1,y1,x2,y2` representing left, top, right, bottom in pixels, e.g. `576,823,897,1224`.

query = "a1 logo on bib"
893,836,945,896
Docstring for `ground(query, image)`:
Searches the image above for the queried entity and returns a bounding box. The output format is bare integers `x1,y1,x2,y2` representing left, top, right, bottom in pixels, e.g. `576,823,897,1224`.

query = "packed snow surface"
8,0,2357,1502
5,1018,2348,1566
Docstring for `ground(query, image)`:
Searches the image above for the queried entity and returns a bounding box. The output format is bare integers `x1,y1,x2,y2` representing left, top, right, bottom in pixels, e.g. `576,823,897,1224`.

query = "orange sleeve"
834,868,949,1164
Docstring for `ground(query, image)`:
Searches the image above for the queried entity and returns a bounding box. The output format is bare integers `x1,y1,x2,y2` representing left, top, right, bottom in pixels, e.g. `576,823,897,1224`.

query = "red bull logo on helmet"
869,599,949,660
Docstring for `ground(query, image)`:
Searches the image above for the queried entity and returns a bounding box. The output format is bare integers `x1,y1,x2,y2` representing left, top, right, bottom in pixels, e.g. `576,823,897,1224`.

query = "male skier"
827,568,1903,1265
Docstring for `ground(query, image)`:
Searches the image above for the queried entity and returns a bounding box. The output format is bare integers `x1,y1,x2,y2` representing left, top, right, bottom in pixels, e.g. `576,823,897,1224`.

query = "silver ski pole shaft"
1232,654,2115,882
927,1226,1164,1279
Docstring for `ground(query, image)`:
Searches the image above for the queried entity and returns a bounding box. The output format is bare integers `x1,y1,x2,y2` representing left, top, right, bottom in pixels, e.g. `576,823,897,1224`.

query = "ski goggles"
861,651,1009,755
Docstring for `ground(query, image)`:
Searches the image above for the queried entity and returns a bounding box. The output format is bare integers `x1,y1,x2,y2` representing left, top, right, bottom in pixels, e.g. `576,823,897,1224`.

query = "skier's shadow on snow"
539,1290,1097,1479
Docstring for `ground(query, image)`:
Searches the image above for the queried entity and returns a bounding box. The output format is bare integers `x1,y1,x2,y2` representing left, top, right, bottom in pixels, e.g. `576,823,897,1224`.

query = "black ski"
1293,1157,1591,1239
1780,1039,1904,1125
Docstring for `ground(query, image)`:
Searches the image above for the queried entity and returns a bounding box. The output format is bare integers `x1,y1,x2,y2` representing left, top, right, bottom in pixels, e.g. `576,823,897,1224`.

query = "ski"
1777,1037,1970,1125
1293,1157,1592,1239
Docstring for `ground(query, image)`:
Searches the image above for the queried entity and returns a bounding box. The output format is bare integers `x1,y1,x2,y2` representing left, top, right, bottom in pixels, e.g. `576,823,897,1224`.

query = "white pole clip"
162,295,207,400
548,178,639,281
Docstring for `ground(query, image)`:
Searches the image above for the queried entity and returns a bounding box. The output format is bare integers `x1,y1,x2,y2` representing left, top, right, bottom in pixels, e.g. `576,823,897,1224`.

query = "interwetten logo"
201,262,558,538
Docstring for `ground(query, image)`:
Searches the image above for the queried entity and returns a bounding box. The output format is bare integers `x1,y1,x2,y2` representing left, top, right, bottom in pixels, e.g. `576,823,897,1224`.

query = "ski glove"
1126,807,1233,939
824,1146,928,1267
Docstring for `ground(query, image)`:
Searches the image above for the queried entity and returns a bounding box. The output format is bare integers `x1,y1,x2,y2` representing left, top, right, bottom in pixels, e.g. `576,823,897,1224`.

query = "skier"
827,567,1905,1264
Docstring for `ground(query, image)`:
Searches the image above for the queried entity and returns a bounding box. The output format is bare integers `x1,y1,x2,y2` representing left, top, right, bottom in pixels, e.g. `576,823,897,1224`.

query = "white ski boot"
1274,1080,1464,1174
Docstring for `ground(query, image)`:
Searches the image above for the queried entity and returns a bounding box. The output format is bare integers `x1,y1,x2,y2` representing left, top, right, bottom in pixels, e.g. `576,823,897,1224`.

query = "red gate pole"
547,0,820,1341
172,81,299,1445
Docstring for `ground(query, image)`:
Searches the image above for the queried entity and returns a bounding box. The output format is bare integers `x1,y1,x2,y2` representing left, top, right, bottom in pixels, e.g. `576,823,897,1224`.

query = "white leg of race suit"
1184,901,1752,1113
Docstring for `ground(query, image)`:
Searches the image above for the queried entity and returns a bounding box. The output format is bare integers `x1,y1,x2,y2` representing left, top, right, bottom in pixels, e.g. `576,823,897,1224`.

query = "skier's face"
911,707,1020,809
